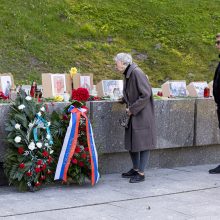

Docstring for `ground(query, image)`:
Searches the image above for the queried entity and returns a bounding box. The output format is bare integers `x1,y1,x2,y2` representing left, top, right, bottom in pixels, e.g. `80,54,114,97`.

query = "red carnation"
26,171,32,177
40,175,46,180
78,161,84,167
37,160,42,165
47,169,52,175
75,147,81,153
19,163,25,169
81,153,87,159
18,147,24,155
42,164,47,170
72,88,90,102
72,158,78,164
42,150,49,157
84,147,89,152
35,181,41,187
35,167,41,173
47,156,53,164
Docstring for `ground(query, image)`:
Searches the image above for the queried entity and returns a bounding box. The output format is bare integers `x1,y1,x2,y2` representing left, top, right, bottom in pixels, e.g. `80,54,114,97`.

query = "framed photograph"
1,75,12,96
42,73,72,98
51,74,66,96
162,80,187,97
97,80,123,99
169,81,187,97
80,76,91,90
193,82,208,97
72,73,93,91
187,81,208,97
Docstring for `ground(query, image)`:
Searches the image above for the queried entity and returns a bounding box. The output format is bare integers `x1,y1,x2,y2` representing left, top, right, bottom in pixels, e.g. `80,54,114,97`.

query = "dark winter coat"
213,59,220,104
213,57,220,128
123,63,156,152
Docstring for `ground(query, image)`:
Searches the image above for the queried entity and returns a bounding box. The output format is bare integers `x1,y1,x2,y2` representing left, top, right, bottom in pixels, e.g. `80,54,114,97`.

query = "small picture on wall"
51,74,66,96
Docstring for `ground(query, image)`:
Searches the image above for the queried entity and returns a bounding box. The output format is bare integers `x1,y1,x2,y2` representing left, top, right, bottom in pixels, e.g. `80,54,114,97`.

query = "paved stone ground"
1,164,220,220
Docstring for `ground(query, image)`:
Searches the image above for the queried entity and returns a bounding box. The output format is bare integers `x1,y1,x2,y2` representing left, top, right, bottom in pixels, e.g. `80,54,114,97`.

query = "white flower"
50,150,54,154
18,104,25,110
45,143,49,147
28,142,35,151
25,96,32,101
47,122,51,127
28,123,33,128
46,134,51,140
40,106,46,112
37,112,42,117
15,123,21,130
14,136,21,143
36,142,42,148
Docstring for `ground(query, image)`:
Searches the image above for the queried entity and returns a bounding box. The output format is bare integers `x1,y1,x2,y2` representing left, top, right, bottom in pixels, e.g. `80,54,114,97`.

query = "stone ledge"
90,99,196,154
195,99,220,145
99,144,220,174
0,99,218,161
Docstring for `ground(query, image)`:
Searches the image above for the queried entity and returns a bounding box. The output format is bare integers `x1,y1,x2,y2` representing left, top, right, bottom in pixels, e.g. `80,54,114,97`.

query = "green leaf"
14,114,28,128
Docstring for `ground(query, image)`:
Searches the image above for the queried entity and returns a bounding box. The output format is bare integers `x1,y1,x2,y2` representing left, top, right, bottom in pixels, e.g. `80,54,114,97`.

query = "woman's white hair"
114,53,132,67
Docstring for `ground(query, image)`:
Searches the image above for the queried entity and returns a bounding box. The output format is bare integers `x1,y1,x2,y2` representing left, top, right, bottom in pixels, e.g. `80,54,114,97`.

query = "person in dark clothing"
209,33,220,174
114,53,156,183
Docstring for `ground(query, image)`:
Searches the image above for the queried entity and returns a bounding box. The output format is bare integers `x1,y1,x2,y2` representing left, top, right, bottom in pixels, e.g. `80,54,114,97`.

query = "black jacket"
213,59,220,104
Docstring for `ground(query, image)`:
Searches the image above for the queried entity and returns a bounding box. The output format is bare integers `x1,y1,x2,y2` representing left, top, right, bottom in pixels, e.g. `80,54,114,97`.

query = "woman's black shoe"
122,169,138,178
129,173,145,183
209,165,220,174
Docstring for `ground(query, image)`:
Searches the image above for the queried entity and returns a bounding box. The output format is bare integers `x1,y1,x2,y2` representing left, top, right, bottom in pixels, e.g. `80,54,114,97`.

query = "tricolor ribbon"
54,105,99,185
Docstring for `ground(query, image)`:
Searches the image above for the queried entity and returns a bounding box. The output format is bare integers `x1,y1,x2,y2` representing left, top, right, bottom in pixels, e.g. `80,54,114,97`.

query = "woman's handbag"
119,113,130,128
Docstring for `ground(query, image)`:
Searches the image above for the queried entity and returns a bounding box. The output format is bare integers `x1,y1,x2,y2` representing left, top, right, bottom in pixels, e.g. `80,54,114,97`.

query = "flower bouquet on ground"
4,90,54,191
51,88,99,185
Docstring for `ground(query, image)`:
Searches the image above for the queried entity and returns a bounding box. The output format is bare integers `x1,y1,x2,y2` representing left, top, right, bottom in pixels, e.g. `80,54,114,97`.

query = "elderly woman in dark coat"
114,53,156,183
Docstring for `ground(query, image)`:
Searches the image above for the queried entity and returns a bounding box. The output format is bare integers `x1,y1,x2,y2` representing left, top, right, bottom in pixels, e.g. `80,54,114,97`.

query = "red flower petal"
71,158,78,164
18,147,24,154
81,153,87,159
19,163,25,169
78,161,84,167
75,147,81,153
72,88,90,102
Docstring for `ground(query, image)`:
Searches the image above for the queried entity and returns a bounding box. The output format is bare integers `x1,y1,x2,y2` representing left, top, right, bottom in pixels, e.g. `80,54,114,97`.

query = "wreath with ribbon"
4,90,54,191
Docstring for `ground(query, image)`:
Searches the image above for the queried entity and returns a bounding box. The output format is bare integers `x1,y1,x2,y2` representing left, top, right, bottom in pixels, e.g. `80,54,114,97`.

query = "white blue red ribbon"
54,105,99,185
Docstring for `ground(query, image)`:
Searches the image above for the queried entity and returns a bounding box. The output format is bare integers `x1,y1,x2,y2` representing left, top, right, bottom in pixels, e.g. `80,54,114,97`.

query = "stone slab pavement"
1,164,220,220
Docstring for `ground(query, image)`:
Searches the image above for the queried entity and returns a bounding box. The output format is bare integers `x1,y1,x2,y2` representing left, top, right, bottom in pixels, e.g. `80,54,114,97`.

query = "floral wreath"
4,90,54,191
